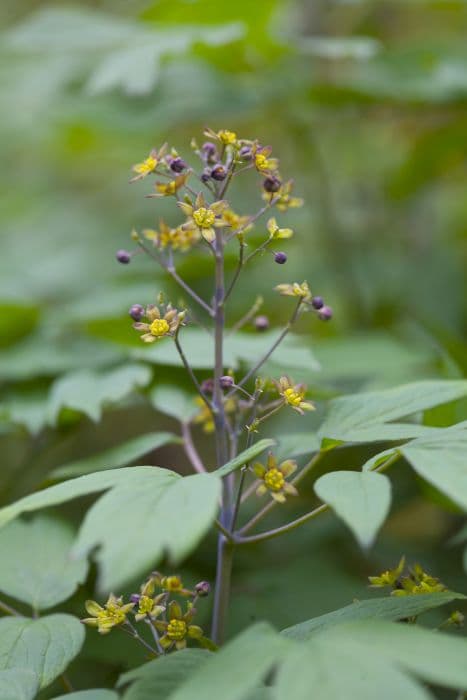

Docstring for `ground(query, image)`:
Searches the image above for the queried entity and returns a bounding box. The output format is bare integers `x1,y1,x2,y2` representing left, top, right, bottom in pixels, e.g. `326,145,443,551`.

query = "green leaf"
118,649,211,699
217,439,276,478
0,468,221,590
0,302,39,348
47,364,152,424
54,692,119,700
50,432,180,479
314,471,391,548
400,426,467,510
168,623,291,700
320,620,467,690
0,669,39,700
281,592,466,640
275,641,432,700
319,380,467,443
150,384,196,422
0,614,84,689
0,515,88,610
276,432,321,460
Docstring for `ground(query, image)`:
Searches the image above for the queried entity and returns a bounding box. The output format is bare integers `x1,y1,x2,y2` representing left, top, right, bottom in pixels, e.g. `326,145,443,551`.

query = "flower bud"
311,296,324,310
202,142,218,162
274,251,287,264
130,593,140,604
239,145,253,160
129,304,145,321
263,176,281,193
220,375,234,389
116,249,131,264
318,305,333,321
255,315,269,331
169,156,187,173
201,167,211,183
195,581,211,597
210,164,227,181
201,378,215,394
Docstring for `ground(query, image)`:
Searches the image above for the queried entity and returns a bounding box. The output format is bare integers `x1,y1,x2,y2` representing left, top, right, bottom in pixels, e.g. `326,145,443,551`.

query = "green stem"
0,599,20,617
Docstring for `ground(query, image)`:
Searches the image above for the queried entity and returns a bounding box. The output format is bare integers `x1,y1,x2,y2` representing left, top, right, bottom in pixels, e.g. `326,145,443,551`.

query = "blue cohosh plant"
110,128,333,646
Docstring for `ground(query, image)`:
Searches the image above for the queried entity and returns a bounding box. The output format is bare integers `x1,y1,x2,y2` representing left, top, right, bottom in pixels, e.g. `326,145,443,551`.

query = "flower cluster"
369,558,448,596
253,453,298,503
275,376,315,414
131,302,185,343
82,572,215,655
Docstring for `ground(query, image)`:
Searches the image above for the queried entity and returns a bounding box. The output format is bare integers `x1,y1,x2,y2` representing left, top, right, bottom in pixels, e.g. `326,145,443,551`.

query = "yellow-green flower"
132,303,185,343
276,376,315,415
392,563,447,597
254,145,279,175
223,208,253,235
155,601,204,651
263,179,303,211
204,127,238,146
82,594,134,635
368,557,405,589
253,452,298,503
149,173,190,198
267,217,293,240
275,281,311,302
130,145,167,182
134,593,166,622
179,192,230,243
143,220,200,252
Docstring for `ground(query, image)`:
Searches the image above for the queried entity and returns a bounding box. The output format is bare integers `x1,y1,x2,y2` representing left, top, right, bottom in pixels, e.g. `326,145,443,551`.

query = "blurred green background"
1,0,467,694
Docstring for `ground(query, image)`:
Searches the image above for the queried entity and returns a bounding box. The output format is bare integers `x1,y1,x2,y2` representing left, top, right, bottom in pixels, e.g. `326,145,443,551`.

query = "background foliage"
0,0,466,697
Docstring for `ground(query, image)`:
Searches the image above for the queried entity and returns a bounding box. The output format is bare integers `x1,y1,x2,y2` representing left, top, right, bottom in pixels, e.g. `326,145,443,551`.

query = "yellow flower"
204,127,238,146
178,192,230,243
275,281,311,302
134,594,166,623
130,144,167,182
391,563,447,597
368,557,405,589
253,452,298,503
155,601,205,651
223,208,253,235
143,220,200,253
267,217,293,240
263,179,303,211
82,594,134,635
149,173,190,198
254,146,279,175
276,376,315,415
132,303,185,343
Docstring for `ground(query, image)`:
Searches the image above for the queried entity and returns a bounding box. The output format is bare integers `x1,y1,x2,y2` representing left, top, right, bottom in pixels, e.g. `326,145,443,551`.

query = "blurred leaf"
0,303,39,348
0,515,87,611
0,392,49,435
167,623,290,700
50,432,181,479
319,380,467,443
276,432,321,459
0,466,221,590
281,592,466,640
150,384,196,422
47,364,152,424
0,614,84,690
217,439,276,477
55,693,118,700
299,37,382,60
314,471,392,548
119,649,211,700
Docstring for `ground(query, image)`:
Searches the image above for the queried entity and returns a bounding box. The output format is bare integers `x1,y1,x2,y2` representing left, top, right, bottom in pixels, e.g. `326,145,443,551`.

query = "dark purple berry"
129,304,145,321
169,156,187,173
195,581,211,597
239,146,253,161
311,296,324,310
220,375,234,389
274,251,287,264
254,315,269,331
116,249,131,264
211,164,227,181
201,167,211,183
318,305,333,321
263,176,281,193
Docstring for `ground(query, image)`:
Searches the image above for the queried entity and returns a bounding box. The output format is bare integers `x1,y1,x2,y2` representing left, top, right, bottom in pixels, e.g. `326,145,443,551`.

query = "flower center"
150,318,170,336
137,156,157,174
219,130,237,145
99,605,126,626
264,468,285,492
138,595,154,615
167,619,187,640
255,153,270,171
164,576,183,591
193,207,215,228
284,388,303,407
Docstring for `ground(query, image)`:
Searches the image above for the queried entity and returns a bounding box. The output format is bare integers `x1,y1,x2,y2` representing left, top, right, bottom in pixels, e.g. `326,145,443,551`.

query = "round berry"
195,581,211,597
274,251,287,264
169,156,187,173
211,164,227,181
263,176,281,193
201,167,211,183
201,378,215,394
318,305,333,321
254,315,269,331
219,375,234,389
239,145,253,161
116,249,131,264
311,296,324,310
129,304,145,321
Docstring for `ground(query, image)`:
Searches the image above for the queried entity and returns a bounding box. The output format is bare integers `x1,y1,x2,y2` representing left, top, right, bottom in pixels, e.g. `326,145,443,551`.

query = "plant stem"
181,421,206,474
0,599,20,616
174,333,212,413
166,265,213,316
224,240,245,303
229,295,264,334
211,536,234,644
147,619,165,654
